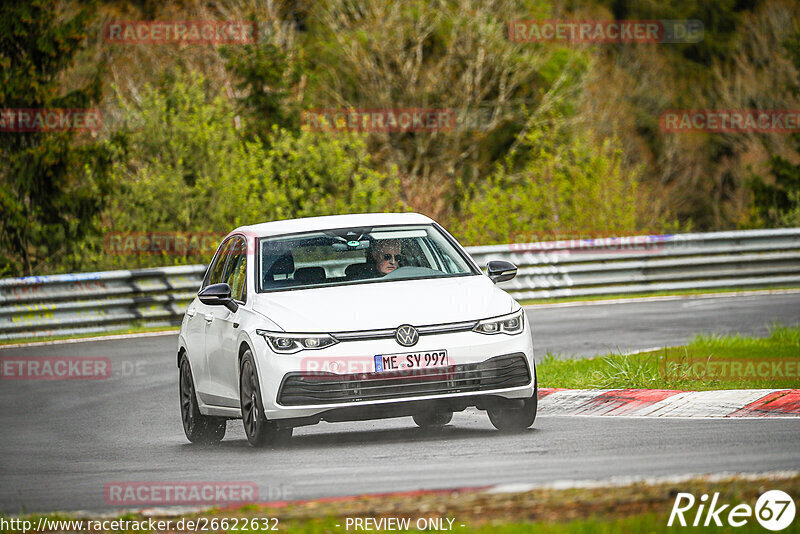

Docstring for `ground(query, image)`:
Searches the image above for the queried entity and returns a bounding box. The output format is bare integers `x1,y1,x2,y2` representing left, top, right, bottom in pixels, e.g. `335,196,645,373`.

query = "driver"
371,239,404,275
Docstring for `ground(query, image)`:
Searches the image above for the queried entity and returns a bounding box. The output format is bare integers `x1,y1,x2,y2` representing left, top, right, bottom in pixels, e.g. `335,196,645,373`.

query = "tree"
0,0,111,276
302,0,585,222
749,32,800,226
454,119,647,245
221,41,301,140
93,70,400,271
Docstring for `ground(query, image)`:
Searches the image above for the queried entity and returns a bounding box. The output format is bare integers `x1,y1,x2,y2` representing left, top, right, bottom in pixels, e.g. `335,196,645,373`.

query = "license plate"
374,350,448,373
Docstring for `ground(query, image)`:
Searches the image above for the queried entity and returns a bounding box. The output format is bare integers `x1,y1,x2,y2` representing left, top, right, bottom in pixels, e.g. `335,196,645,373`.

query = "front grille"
277,353,530,406
331,320,478,341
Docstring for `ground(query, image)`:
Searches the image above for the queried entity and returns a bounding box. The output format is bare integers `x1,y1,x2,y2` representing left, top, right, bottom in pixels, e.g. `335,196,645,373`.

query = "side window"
223,238,247,302
420,238,444,271
430,239,459,273
204,239,233,289
419,240,439,270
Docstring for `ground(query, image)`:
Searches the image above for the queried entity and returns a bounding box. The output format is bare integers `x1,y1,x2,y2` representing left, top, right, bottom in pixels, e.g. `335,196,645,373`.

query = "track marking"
487,470,800,493
0,330,179,350
537,387,800,417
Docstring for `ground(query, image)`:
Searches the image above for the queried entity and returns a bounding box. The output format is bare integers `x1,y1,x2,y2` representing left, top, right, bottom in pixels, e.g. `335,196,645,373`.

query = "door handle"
204,314,214,323
186,309,196,318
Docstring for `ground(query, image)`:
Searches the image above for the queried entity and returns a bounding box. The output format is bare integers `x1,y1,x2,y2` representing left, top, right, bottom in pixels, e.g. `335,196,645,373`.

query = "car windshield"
257,224,477,292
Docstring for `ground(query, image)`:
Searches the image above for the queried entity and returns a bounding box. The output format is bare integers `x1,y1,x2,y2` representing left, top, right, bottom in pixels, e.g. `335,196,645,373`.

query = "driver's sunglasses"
382,253,404,262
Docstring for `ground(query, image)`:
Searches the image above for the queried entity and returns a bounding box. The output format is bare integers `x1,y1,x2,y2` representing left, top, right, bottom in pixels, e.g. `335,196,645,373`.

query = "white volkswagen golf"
178,213,536,446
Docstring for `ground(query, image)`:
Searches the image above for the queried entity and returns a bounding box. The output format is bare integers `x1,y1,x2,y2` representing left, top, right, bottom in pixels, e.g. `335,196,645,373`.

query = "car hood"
250,275,516,332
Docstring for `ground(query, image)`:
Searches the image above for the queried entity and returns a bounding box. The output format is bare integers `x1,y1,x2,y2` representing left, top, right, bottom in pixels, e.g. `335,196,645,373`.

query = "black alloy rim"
180,360,195,433
240,359,259,438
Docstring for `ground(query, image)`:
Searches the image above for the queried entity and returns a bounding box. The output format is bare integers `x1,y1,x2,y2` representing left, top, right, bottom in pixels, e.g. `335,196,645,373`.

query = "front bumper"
255,320,536,421
278,352,530,406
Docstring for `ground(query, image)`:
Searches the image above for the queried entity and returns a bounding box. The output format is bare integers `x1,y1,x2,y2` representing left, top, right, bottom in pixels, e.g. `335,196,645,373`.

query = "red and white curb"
537,388,800,417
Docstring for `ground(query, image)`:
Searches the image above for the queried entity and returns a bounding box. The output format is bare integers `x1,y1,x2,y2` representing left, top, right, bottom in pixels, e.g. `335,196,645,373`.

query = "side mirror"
198,283,238,312
486,260,517,284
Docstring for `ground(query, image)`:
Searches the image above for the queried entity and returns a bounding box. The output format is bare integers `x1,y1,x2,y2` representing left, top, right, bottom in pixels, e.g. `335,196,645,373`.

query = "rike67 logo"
669,490,796,531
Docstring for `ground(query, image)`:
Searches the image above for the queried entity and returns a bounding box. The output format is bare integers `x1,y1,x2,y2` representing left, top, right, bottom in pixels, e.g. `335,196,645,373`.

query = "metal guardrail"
1,228,799,340
469,228,800,299
0,266,206,341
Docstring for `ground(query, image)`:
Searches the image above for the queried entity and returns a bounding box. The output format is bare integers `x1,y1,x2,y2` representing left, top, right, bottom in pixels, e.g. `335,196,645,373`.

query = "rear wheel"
413,410,453,429
240,350,292,447
179,356,226,443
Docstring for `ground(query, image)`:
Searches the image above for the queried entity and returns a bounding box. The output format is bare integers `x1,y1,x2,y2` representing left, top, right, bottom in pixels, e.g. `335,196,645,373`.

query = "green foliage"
0,0,110,276
221,42,300,139
261,127,402,219
104,72,251,234
455,120,642,245
1,0,796,277
598,0,746,66
80,71,399,271
302,0,588,217
749,31,800,227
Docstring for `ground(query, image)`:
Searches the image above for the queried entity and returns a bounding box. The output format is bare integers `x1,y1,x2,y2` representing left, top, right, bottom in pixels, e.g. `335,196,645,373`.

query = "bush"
454,120,647,245
76,71,400,271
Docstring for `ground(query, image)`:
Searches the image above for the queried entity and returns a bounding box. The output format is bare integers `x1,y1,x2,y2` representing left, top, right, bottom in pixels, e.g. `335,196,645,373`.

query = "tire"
179,355,226,444
239,350,291,447
487,380,538,432
413,410,453,429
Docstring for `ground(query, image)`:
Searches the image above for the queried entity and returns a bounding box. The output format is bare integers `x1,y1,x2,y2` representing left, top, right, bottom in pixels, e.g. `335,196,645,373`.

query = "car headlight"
256,330,339,354
473,309,524,335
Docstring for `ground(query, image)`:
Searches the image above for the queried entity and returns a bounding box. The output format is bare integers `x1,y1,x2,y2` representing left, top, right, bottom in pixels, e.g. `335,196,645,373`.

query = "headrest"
345,262,372,278
265,252,295,277
293,266,326,283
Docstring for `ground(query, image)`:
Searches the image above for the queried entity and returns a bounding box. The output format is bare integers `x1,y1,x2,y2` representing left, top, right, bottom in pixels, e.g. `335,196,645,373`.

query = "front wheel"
487,395,537,431
239,350,291,447
413,410,453,429
487,377,538,432
179,356,226,443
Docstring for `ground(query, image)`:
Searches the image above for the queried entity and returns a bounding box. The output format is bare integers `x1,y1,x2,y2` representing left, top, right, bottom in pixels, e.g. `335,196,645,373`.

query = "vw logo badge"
395,324,419,347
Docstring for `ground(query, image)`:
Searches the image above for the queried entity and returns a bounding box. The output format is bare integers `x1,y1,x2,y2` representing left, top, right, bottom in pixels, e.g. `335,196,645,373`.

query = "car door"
190,238,233,402
204,236,246,407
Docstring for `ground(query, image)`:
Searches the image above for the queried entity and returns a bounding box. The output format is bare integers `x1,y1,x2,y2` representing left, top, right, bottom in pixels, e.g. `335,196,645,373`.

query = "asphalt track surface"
1,293,799,513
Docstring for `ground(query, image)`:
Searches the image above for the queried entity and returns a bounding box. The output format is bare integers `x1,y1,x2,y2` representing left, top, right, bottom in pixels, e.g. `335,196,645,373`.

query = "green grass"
520,286,800,305
3,475,798,533
0,324,178,346
538,324,800,390
259,514,794,533
2,515,787,533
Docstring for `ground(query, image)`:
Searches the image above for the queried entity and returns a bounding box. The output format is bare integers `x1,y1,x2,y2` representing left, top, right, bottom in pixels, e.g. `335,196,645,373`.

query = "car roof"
232,212,435,239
